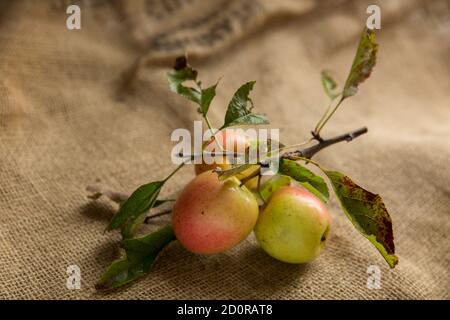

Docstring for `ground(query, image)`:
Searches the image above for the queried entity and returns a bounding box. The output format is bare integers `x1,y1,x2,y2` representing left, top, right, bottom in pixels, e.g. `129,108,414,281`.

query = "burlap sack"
0,0,449,299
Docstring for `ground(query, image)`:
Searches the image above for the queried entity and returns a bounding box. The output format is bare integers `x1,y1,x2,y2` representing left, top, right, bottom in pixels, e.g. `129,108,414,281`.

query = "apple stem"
239,167,261,187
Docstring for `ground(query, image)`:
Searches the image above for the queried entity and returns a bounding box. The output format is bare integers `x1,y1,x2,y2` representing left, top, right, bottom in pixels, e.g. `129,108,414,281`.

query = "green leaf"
224,113,269,128
222,81,269,128
107,181,165,237
279,159,329,203
325,171,398,268
168,56,201,104
96,225,176,291
200,83,218,117
168,56,219,116
321,70,340,100
343,28,378,98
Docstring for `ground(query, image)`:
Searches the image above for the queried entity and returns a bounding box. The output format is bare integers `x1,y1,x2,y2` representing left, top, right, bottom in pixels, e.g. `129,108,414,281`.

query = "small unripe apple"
195,130,258,188
172,171,259,254
254,186,331,264
195,130,249,175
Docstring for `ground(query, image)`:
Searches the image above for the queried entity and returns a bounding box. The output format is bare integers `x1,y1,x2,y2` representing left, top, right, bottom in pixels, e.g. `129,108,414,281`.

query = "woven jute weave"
0,0,449,299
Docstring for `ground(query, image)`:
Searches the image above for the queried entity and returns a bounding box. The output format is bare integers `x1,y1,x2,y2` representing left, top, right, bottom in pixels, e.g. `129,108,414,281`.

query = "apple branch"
283,127,368,160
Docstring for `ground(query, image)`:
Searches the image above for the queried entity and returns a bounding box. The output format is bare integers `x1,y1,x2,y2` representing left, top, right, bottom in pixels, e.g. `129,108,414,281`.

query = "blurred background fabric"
0,0,449,299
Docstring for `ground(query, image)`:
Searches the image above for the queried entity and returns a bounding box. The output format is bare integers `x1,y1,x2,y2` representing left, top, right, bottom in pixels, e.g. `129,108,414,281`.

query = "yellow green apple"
254,186,331,263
